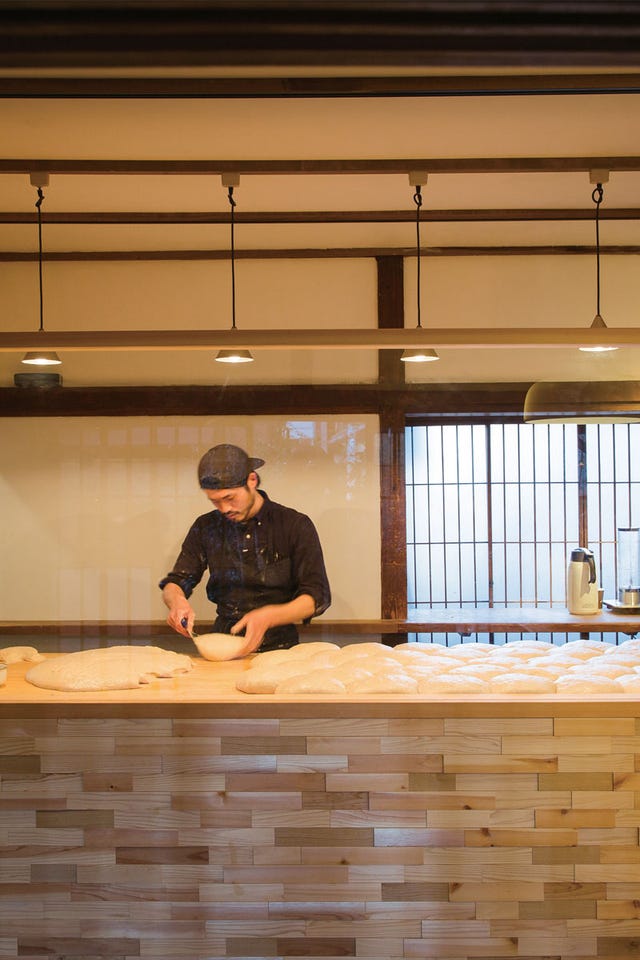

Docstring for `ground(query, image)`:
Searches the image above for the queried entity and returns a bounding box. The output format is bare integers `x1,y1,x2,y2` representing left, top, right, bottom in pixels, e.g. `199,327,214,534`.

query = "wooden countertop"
403,606,640,635
2,652,640,719
3,608,640,640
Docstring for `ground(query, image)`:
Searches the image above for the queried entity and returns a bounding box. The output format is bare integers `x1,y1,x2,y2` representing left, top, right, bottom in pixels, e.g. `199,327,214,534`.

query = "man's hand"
230,605,278,654
230,594,316,653
162,583,195,638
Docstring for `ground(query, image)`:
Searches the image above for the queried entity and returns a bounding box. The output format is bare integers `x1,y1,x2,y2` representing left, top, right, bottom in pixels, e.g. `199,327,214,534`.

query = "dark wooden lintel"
0,382,530,419
1,245,637,263
2,74,640,98
3,157,640,176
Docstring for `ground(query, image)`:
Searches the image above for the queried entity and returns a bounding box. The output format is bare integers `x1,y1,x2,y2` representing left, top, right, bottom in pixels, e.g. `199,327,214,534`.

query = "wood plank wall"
2,709,640,959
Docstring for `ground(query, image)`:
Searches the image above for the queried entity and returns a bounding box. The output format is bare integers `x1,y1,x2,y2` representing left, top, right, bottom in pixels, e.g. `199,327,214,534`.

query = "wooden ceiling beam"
2,327,640,353
2,209,639,226
3,157,640,176
0,245,637,263
2,74,640,98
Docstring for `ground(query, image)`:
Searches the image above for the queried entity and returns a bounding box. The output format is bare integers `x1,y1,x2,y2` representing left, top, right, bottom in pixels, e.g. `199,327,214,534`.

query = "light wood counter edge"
1,657,639,719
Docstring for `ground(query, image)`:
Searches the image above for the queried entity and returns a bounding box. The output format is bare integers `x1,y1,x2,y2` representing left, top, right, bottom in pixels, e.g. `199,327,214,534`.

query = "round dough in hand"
193,632,249,661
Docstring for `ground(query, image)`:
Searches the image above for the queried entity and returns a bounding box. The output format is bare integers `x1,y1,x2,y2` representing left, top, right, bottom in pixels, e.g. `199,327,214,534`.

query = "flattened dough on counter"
0,645,44,664
25,645,193,692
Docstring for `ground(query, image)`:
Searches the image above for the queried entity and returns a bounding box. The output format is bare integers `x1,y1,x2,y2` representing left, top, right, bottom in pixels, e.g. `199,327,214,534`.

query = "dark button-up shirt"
159,491,331,640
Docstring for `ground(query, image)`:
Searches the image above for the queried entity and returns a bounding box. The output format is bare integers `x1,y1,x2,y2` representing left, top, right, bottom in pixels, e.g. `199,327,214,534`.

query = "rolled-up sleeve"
290,513,331,618
158,522,207,599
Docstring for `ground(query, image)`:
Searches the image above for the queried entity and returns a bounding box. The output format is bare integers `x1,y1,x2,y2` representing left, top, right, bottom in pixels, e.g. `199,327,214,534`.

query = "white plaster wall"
0,415,381,624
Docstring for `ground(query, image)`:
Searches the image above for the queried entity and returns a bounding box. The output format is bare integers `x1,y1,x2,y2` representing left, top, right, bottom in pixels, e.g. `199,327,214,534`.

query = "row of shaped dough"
236,638,640,695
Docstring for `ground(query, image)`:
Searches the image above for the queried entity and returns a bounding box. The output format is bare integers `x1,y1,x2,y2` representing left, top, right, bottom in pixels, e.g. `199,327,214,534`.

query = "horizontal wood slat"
2,706,640,959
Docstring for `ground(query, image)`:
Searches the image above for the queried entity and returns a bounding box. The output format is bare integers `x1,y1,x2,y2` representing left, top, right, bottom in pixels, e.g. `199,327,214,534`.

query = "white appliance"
566,547,600,615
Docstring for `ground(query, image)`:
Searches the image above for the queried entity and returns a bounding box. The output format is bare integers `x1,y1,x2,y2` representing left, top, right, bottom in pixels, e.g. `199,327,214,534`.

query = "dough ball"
562,639,613,660
348,672,419,694
418,674,490,694
446,644,493,659
599,651,640,668
616,674,640,692
326,663,375,686
338,642,393,661
236,661,307,694
275,670,347,694
566,661,631,679
392,643,450,656
25,646,192,692
489,673,556,694
192,633,249,661
555,675,623,694
249,649,293,670
0,645,44,664
288,642,341,657
449,662,510,680
307,650,341,669
0,664,6,687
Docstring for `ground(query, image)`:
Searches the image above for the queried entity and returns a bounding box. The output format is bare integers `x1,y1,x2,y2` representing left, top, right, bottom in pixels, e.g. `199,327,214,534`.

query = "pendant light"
579,170,617,353
401,172,439,363
21,173,61,367
215,175,253,364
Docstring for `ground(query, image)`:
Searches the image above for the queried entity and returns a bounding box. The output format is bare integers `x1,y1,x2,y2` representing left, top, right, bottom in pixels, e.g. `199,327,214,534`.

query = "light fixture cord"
414,185,423,328
36,185,45,333
593,181,603,316
228,185,237,330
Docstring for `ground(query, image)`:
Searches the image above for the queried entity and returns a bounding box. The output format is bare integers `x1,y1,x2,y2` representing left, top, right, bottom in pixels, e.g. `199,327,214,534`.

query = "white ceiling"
1,5,640,388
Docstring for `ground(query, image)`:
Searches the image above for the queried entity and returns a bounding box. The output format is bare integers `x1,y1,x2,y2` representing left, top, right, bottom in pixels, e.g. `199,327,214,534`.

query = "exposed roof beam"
3,157,640,176
2,208,639,226
2,327,640,353
1,2,640,69
1,245,638,263
2,74,640,98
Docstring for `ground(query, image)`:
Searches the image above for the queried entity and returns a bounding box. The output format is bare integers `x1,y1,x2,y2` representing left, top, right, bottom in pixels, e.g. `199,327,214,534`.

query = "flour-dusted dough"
192,633,249,661
236,661,308,694
248,649,293,670
418,674,490,694
446,644,493,659
555,675,623,694
288,642,341,657
448,662,509,680
275,670,347,694
0,645,44,664
490,673,556,694
562,639,613,660
338,642,392,662
0,664,6,687
616,674,640,693
566,661,631,679
25,646,193,692
348,672,419,694
326,663,375,687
